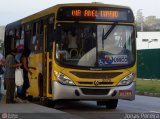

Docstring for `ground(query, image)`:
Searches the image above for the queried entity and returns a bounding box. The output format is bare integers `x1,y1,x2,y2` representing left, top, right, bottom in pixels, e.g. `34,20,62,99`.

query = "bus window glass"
46,15,55,52
55,23,135,68
15,29,20,49
18,29,24,50
31,22,43,52
5,30,14,55
97,25,134,67
40,20,43,35
24,24,31,50
56,24,96,67
38,21,43,51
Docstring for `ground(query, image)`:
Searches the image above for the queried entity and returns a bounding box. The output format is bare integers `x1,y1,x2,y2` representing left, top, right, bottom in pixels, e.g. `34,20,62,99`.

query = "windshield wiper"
102,22,118,50
102,22,118,40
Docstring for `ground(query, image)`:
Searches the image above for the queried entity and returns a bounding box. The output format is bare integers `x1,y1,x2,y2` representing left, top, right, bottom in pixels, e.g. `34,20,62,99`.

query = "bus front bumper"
52,81,136,101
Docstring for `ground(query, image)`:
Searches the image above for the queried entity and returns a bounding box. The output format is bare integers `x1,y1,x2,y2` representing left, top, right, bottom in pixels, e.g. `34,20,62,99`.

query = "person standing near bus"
4,48,22,103
18,48,36,100
0,52,5,100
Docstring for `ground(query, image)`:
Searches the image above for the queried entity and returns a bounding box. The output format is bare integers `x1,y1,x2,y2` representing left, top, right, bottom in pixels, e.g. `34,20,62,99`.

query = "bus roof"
5,3,132,30
56,3,131,9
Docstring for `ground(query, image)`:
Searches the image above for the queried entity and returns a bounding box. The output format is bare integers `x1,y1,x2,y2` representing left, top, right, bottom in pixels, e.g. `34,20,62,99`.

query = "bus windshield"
55,23,135,69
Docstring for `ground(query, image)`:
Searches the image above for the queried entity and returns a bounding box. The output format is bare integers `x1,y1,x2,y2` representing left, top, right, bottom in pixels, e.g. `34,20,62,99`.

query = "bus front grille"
78,82,114,85
80,88,110,95
70,71,122,79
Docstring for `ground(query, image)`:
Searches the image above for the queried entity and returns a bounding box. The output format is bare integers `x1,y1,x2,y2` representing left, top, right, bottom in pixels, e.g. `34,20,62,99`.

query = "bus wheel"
105,99,118,109
27,95,33,102
40,97,56,108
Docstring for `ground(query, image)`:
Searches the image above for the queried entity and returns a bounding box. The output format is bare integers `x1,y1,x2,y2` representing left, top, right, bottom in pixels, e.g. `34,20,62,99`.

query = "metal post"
141,22,143,32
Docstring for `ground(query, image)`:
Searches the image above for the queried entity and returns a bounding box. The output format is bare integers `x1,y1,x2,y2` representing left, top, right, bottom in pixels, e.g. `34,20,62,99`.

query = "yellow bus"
4,3,136,109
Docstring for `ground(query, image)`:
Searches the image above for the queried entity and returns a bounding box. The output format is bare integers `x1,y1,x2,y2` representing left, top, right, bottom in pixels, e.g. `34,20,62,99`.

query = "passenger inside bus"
57,25,97,64
83,26,96,53
57,30,79,61
67,30,78,58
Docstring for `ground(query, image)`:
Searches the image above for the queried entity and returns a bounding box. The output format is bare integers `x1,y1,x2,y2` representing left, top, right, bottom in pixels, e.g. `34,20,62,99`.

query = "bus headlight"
118,73,135,86
54,71,75,86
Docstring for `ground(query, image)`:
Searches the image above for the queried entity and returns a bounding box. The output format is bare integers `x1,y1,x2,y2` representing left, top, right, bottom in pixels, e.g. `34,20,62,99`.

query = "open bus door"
40,15,55,102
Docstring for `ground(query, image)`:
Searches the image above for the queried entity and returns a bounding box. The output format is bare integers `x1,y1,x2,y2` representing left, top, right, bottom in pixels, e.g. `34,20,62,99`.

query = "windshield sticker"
99,55,128,65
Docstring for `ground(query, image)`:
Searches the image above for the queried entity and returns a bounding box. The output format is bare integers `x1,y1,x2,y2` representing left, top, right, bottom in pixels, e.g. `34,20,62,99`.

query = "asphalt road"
53,95,160,119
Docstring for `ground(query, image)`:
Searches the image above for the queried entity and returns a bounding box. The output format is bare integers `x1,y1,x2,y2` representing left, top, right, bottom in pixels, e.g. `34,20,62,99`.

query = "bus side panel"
28,53,43,96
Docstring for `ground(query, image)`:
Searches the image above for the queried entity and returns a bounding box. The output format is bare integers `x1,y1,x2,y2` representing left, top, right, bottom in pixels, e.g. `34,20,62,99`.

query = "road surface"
53,95,160,119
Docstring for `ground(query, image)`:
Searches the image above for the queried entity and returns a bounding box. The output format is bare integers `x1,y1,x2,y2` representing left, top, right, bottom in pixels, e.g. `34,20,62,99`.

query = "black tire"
47,100,56,108
105,99,118,109
40,98,56,108
27,95,33,102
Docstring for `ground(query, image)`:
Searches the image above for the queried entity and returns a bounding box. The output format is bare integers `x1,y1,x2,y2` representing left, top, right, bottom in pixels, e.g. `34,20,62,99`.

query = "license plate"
119,90,132,96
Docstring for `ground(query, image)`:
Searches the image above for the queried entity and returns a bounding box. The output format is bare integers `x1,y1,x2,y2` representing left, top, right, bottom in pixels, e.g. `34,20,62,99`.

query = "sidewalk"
0,96,85,119
0,102,85,119
0,103,63,113
0,79,85,119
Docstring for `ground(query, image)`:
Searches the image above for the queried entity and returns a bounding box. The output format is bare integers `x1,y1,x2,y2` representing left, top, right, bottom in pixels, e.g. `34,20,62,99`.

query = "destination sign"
57,7,134,22
71,9,119,18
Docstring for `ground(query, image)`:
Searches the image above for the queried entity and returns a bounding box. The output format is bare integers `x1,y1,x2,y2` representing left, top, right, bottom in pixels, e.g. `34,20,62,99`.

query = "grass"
136,79,160,93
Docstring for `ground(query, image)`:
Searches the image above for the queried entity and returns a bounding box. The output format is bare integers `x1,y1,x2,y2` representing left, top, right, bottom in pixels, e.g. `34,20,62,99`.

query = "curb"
136,91,160,97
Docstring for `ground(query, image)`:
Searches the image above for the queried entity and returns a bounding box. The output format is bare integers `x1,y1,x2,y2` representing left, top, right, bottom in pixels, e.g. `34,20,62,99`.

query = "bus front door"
40,24,53,99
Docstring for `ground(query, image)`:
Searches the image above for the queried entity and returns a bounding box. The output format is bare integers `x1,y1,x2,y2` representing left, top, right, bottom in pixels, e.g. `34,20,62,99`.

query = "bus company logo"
1,113,7,119
93,80,99,86
105,55,113,64
105,55,128,64
102,75,111,82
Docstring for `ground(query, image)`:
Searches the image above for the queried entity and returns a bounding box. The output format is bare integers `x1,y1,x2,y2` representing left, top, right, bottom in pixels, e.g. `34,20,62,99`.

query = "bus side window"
46,15,55,52
31,21,43,53
38,20,43,51
24,24,31,49
4,30,14,56
20,28,25,49
15,28,20,49
30,22,36,52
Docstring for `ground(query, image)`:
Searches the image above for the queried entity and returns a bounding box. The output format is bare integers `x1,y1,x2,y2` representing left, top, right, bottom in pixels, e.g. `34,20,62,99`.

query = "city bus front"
52,5,136,108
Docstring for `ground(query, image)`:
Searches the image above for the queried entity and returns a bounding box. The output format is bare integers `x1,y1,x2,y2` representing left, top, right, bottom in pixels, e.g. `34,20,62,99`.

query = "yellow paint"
53,62,136,87
28,53,42,96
